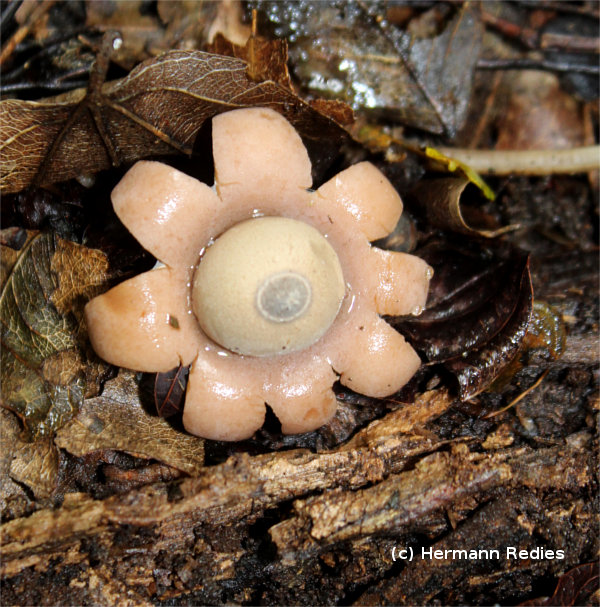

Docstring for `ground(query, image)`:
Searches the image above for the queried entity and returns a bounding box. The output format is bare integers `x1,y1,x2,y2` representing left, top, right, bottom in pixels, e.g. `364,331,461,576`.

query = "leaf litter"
0,230,110,437
262,1,483,135
0,2,561,516
55,370,204,476
0,36,350,193
392,243,533,399
0,4,597,604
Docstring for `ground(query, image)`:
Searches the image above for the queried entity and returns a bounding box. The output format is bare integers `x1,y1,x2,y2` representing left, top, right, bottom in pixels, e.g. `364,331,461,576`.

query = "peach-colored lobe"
213,107,312,208
329,312,421,397
263,354,338,434
84,267,201,372
316,162,403,241
369,248,432,316
111,161,222,269
183,351,267,441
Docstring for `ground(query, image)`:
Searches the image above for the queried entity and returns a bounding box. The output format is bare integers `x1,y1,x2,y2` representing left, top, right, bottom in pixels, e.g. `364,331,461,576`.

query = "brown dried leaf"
1,402,60,501
208,31,292,90
55,371,204,476
155,364,189,419
0,410,32,514
10,435,59,500
409,177,513,238
309,98,355,127
394,246,533,399
0,50,350,194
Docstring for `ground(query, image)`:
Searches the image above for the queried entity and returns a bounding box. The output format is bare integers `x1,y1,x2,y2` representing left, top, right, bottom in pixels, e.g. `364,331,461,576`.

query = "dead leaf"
207,28,355,125
519,562,599,606
445,257,533,399
409,177,514,238
0,231,109,436
1,402,60,501
0,409,34,516
495,71,586,151
394,245,529,360
155,364,189,419
291,3,483,135
50,235,110,324
308,97,354,127
10,434,59,499
393,245,533,399
208,31,292,90
422,149,495,201
55,370,204,476
0,49,350,194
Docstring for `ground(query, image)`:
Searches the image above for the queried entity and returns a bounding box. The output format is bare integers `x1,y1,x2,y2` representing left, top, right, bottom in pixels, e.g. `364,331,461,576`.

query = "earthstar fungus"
84,107,432,441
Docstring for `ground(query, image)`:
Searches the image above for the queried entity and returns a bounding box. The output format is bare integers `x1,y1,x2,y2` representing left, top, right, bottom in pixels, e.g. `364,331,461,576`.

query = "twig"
485,370,550,419
0,0,23,40
477,57,599,75
436,146,600,176
481,10,538,49
540,32,600,54
517,1,599,19
1,78,89,94
469,71,502,149
0,0,57,67
481,8,599,54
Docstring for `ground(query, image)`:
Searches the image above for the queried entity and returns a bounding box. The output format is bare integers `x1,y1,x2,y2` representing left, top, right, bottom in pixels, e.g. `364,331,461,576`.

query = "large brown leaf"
0,230,109,436
0,49,350,194
392,244,533,399
55,371,204,475
288,3,483,135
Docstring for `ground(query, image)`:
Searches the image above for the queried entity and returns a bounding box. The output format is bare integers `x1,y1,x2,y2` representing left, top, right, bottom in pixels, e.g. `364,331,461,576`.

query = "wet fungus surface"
84,107,432,441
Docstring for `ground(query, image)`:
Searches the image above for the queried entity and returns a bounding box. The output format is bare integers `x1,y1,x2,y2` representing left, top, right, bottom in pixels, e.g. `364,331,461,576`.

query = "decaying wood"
1,386,596,605
1,3,598,605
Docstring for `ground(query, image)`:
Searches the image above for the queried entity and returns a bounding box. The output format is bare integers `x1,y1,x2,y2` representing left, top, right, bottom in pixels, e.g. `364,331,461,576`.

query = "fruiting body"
84,107,432,441
192,217,345,357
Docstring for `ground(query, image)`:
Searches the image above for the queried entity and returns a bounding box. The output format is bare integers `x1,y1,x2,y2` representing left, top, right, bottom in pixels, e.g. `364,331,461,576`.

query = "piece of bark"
1,389,595,605
358,492,596,606
1,391,453,570
270,441,593,560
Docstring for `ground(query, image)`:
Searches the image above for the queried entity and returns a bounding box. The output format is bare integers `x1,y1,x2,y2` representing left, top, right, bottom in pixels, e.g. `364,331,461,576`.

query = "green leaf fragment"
0,232,108,437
